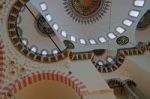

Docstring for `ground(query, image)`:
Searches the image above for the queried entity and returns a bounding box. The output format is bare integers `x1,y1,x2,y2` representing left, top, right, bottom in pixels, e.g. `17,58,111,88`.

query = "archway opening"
13,80,81,99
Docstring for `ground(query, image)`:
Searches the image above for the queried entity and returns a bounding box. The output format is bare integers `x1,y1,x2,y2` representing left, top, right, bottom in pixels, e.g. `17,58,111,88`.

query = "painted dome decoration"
63,0,111,24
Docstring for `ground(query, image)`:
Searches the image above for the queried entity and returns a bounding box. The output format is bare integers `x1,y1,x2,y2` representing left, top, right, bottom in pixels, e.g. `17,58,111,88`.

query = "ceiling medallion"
63,0,111,24
116,36,129,46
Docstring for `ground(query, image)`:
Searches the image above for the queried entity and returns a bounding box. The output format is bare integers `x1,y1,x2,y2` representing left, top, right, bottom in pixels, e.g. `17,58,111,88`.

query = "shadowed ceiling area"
14,81,81,99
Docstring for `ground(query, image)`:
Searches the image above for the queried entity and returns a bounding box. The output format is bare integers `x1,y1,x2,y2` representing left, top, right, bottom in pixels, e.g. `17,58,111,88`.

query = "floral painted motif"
63,0,111,24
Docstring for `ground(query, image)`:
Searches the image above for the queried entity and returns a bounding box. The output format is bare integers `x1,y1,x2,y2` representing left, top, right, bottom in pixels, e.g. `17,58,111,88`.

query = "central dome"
71,0,102,16
63,0,110,24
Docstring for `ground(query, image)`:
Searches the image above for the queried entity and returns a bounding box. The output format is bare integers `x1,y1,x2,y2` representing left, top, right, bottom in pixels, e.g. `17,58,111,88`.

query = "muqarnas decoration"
63,0,111,24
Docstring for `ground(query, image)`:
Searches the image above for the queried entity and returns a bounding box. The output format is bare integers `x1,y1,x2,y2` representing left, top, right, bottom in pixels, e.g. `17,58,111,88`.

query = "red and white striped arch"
0,38,5,99
2,70,88,99
0,39,5,83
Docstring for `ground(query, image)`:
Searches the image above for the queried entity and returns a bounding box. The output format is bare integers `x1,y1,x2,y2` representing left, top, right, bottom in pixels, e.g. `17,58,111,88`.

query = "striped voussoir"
0,39,5,99
1,70,88,99
94,42,150,73
107,78,136,88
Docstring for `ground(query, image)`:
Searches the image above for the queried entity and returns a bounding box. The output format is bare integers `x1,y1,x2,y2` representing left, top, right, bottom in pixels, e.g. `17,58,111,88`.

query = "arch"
107,79,139,99
2,70,88,99
0,38,5,99
93,42,150,73
107,78,136,88
0,39,5,87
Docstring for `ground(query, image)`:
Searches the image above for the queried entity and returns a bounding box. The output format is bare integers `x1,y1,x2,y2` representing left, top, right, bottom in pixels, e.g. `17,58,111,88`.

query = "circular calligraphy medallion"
116,36,129,46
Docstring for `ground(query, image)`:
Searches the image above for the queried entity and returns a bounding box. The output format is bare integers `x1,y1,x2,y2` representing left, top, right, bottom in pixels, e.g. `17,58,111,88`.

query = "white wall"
126,54,150,99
